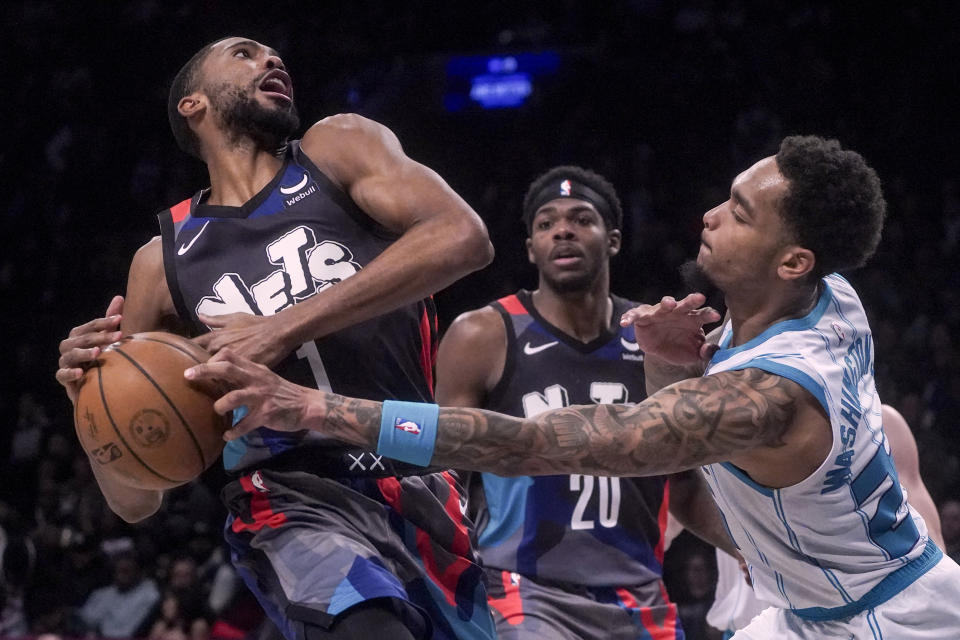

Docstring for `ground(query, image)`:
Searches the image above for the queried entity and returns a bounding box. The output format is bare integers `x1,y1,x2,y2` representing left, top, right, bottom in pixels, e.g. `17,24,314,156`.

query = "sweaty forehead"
733,156,787,201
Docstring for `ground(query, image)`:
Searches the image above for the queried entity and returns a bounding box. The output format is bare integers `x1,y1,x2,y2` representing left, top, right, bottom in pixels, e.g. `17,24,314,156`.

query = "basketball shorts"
733,554,960,640
221,468,496,640
483,566,685,640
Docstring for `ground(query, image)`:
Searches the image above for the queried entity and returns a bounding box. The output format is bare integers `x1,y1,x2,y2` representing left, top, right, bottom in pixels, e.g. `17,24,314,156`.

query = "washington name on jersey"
701,273,938,621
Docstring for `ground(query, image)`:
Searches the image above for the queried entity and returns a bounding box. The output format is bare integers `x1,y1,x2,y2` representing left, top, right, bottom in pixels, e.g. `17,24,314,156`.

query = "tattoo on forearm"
432,369,797,477
321,394,382,448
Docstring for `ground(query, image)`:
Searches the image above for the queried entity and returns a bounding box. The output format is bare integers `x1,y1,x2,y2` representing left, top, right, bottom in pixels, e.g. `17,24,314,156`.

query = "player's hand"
185,349,314,440
56,295,124,404
620,293,721,366
194,312,294,368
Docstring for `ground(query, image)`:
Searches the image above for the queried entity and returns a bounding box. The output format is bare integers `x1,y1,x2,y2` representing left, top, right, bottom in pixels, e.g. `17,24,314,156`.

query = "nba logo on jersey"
395,418,422,435
560,179,572,196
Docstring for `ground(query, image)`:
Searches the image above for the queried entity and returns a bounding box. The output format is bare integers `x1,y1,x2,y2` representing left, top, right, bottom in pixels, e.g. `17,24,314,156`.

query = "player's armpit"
431,368,804,478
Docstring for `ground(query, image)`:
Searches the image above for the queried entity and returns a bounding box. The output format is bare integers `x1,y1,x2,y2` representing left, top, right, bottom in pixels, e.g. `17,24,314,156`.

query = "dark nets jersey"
158,141,437,473
471,290,670,587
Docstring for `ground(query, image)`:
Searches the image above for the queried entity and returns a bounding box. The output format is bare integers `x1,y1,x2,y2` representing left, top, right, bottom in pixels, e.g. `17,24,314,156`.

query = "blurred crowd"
3,1,958,639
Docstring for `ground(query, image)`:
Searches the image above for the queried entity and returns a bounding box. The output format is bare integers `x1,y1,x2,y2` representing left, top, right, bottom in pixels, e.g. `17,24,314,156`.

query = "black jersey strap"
158,207,201,336
486,296,520,405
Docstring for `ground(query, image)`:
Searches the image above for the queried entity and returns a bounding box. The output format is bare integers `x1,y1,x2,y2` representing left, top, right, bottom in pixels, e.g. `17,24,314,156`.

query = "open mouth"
259,70,293,102
551,245,584,266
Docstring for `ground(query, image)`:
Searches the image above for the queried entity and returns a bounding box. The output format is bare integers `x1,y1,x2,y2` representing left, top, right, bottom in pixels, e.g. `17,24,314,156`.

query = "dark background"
3,1,959,638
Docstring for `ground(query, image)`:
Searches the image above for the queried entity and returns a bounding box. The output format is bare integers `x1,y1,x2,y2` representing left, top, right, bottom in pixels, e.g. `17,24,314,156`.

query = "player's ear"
178,93,206,120
778,245,815,281
607,229,622,257
526,237,535,264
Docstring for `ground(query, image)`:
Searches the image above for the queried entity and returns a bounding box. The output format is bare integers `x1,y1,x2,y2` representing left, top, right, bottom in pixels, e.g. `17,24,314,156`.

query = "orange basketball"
74,331,228,490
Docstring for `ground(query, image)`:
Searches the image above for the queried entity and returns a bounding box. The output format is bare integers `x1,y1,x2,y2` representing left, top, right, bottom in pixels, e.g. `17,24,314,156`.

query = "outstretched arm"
188,351,804,478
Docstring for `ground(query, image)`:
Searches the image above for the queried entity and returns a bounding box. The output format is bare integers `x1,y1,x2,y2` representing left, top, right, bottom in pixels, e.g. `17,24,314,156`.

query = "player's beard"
680,259,722,301
208,81,300,153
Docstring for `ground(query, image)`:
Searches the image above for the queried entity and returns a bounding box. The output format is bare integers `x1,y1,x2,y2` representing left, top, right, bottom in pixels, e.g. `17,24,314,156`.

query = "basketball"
74,331,229,490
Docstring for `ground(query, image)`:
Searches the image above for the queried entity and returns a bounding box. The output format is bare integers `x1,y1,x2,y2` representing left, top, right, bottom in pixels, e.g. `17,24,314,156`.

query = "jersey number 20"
570,475,621,530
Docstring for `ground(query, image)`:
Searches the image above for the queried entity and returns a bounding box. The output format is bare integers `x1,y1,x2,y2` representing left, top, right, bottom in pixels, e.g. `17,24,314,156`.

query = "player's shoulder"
133,235,163,262
303,113,396,146
437,304,508,394
301,113,401,183
444,306,505,347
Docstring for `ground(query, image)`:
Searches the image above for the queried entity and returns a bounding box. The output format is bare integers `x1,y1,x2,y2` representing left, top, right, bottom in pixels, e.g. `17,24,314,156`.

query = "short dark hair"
775,135,886,278
522,165,623,233
167,40,220,159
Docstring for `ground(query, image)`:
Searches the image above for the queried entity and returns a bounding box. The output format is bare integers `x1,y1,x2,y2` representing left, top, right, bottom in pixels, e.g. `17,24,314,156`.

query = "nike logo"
621,337,640,352
279,173,309,195
523,341,559,355
177,221,210,256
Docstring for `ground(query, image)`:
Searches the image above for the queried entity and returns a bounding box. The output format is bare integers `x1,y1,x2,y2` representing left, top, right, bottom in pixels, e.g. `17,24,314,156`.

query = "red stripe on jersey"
230,474,288,533
170,197,192,223
638,600,679,639
497,294,527,315
376,477,403,511
655,478,670,565
658,580,673,605
617,584,678,638
418,302,435,395
615,587,639,609
488,570,525,626
377,473,474,607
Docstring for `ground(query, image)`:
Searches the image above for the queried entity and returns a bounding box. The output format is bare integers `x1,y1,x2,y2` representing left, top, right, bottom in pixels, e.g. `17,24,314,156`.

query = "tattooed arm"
428,368,801,477
188,350,810,478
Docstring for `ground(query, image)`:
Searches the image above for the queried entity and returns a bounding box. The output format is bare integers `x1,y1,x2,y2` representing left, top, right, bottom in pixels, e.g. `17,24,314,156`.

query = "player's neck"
725,279,822,347
202,139,285,207
531,283,612,343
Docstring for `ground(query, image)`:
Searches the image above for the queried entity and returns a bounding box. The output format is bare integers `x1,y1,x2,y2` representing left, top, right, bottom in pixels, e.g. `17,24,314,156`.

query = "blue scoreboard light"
444,52,561,111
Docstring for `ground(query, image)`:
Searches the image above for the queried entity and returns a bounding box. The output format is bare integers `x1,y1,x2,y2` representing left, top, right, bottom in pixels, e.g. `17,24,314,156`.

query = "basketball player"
435,166,737,639
55,37,497,640
704,403,946,638
188,135,960,638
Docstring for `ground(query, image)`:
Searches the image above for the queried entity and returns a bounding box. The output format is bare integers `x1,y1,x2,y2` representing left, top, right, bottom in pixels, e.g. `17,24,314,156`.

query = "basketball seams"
111,345,209,477
96,355,182,485
130,334,206,364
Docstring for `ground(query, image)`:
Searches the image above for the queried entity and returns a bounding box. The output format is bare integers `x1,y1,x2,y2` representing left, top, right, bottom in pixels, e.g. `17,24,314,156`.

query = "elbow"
106,494,162,523
112,503,159,524
451,219,495,272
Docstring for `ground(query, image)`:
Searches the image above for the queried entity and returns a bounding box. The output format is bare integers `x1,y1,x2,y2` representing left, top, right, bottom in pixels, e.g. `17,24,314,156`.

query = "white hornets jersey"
701,274,940,622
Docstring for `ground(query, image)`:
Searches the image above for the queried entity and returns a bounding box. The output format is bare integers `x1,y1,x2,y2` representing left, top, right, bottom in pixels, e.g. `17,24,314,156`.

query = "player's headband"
526,178,618,231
